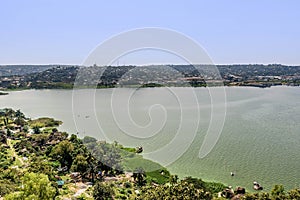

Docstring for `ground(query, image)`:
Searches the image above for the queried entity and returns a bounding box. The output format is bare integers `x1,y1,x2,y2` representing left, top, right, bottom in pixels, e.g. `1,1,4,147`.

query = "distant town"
0,64,300,90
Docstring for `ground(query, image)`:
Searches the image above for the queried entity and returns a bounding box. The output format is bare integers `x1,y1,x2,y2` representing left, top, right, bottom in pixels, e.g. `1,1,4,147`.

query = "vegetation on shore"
1,64,300,90
0,108,300,199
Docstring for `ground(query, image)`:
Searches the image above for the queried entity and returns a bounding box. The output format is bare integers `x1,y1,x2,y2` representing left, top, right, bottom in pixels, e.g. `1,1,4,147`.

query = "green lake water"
0,86,299,191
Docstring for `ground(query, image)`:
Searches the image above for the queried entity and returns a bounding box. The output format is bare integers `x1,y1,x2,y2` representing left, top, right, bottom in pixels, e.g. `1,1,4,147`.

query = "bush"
0,180,16,196
82,136,97,144
93,182,114,200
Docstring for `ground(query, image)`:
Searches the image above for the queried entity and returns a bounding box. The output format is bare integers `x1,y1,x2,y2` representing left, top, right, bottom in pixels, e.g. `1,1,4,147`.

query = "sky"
0,0,300,65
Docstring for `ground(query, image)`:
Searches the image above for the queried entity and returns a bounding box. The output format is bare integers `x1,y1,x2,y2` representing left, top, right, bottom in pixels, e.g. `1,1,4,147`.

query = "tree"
0,180,16,197
288,188,300,199
259,192,271,200
82,136,97,144
169,175,178,185
89,142,122,174
243,193,259,200
15,110,26,126
50,140,74,169
15,109,25,119
71,154,89,176
33,126,41,134
182,176,205,190
5,172,56,200
271,185,286,200
28,157,55,181
93,182,114,200
139,182,211,200
0,109,13,127
133,167,146,186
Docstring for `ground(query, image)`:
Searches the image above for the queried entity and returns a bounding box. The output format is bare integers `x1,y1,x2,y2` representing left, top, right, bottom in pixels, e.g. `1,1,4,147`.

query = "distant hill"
0,65,72,76
1,64,300,89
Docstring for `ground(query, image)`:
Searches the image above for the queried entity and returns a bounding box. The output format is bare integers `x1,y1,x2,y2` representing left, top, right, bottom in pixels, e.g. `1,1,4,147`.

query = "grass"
120,147,136,153
122,155,171,184
146,169,171,184
28,117,62,128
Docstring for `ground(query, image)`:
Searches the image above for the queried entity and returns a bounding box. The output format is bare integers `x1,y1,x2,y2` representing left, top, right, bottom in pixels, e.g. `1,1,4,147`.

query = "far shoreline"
1,83,300,92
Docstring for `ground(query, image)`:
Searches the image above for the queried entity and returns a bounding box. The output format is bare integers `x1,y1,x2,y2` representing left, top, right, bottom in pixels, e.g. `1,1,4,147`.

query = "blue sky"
0,0,299,65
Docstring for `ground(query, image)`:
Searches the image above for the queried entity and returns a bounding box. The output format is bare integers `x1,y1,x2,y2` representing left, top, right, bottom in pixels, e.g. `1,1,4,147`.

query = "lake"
1,86,299,191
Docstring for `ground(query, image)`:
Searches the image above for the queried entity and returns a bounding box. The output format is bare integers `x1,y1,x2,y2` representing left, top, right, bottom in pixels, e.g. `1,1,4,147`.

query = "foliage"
4,172,56,200
133,168,146,186
146,169,170,185
122,155,169,182
86,141,123,174
93,182,114,200
82,136,97,144
28,157,56,181
271,184,286,200
288,188,300,199
13,140,37,157
71,154,89,175
139,182,212,200
2,109,300,200
169,174,179,185
0,145,12,169
0,180,16,197
32,126,41,134
183,176,206,189
29,117,62,128
50,140,74,169
204,181,227,194
0,168,22,184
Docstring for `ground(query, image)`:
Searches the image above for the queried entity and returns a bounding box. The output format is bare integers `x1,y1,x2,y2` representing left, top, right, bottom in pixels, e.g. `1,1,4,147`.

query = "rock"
136,146,143,153
235,186,245,194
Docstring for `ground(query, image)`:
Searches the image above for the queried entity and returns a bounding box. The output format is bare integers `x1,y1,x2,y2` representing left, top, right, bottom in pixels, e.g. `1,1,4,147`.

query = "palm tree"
15,109,25,119
15,109,26,126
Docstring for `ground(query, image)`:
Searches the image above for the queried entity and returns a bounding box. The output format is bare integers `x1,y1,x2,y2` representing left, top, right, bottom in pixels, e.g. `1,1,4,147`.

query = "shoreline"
1,84,300,92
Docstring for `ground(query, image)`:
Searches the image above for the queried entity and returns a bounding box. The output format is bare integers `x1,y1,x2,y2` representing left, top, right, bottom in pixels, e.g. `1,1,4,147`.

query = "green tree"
182,176,205,189
0,180,16,197
50,140,74,169
15,110,25,119
89,142,122,174
169,175,178,185
243,193,259,200
82,136,97,144
15,110,26,126
139,182,211,200
259,192,271,200
28,157,55,181
133,167,146,186
71,154,89,176
288,188,300,199
93,182,114,200
5,172,56,200
32,126,41,134
271,185,286,200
